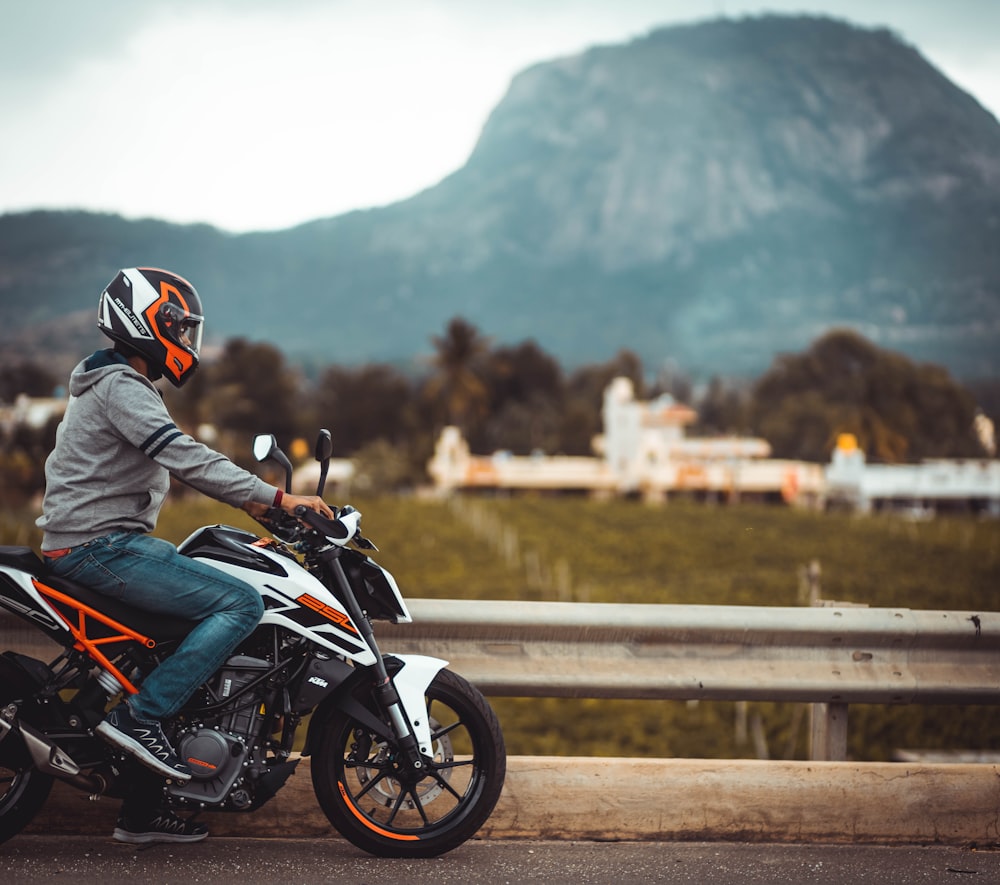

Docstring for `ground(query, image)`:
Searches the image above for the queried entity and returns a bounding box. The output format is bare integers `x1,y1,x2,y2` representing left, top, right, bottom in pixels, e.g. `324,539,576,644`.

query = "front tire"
311,668,505,858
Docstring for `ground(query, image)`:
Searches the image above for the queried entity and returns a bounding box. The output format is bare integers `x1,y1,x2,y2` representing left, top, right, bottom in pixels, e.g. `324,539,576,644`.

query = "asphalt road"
2,836,999,884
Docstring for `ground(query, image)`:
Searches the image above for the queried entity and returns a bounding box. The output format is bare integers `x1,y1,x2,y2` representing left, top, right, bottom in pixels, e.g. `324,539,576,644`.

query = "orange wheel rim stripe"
338,780,420,841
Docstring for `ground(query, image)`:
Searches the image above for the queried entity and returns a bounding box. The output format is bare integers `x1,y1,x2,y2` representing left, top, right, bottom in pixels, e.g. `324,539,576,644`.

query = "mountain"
2,15,999,381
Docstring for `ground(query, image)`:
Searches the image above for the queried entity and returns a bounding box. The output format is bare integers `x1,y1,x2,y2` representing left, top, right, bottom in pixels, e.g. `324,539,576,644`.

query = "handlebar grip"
295,506,351,541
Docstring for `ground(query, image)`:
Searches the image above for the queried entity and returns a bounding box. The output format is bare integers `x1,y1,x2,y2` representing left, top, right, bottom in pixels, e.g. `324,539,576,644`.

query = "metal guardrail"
4,600,998,761
379,599,1000,760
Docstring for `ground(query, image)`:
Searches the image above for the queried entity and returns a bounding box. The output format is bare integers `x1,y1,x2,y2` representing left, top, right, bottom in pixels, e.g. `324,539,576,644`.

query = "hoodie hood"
68,349,153,397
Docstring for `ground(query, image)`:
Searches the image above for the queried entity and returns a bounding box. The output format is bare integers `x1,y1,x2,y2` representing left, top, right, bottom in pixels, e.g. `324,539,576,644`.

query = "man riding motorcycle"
36,267,333,843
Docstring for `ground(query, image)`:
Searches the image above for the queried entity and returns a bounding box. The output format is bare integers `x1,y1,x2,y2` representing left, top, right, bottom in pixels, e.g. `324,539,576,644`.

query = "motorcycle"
0,430,506,857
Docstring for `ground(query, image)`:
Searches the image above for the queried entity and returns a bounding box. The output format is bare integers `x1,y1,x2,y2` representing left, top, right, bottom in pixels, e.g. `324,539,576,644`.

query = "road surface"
2,835,998,884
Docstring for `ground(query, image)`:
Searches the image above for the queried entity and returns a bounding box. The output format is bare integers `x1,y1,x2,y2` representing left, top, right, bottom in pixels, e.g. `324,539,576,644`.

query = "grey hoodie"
37,350,279,550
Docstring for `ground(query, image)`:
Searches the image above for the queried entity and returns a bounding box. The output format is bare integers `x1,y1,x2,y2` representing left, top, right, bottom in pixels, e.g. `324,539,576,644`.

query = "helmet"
97,267,204,387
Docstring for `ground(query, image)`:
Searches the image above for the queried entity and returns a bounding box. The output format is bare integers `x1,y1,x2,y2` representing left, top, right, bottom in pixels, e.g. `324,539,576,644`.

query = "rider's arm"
106,372,333,518
243,494,332,520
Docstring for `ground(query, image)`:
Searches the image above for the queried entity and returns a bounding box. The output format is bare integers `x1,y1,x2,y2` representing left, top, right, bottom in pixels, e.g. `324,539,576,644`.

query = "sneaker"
96,703,192,782
113,808,208,844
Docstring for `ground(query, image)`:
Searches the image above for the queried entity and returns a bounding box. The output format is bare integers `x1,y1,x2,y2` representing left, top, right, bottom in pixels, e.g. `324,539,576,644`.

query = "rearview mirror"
315,429,333,462
314,429,332,498
252,433,293,493
253,434,277,462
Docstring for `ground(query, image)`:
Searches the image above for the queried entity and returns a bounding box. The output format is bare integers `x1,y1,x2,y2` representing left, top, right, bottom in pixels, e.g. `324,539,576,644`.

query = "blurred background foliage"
1,320,998,761
2,322,994,510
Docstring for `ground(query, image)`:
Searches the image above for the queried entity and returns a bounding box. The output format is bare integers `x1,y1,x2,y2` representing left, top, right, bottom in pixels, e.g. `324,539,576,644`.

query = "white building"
826,434,1000,515
427,378,825,506
0,394,67,434
427,379,999,514
428,426,618,495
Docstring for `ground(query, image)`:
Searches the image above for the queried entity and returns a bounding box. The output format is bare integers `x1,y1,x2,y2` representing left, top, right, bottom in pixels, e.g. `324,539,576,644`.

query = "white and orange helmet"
97,267,204,387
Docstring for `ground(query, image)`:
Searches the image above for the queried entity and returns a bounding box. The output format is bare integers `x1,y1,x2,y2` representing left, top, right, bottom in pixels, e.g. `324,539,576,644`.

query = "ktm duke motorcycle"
0,431,505,857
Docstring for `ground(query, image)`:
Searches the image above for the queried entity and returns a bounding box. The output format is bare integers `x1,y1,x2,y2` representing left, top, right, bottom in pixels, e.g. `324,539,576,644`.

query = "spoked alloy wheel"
312,668,506,858
0,706,53,845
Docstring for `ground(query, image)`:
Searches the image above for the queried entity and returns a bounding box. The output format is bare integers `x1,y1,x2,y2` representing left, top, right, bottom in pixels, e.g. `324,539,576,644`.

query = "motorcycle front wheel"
311,667,506,858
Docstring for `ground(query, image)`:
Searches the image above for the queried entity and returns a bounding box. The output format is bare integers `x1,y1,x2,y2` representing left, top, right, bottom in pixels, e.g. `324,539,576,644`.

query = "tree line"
0,319,993,503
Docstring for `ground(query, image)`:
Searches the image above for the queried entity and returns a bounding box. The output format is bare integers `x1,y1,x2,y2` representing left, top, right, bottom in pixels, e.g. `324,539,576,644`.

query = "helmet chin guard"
98,267,204,387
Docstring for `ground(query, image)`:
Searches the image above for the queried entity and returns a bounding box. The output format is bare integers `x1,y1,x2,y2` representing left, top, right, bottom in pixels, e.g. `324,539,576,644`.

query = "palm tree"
425,317,491,431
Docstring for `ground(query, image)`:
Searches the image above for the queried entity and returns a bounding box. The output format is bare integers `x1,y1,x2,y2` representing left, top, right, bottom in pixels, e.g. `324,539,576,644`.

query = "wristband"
273,489,284,508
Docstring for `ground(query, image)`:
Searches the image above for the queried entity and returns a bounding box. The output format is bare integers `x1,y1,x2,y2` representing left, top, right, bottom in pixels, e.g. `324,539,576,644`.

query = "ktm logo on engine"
296,594,359,634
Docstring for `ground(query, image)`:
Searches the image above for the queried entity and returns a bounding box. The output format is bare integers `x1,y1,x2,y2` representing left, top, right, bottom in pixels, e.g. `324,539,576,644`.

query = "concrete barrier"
27,756,1000,845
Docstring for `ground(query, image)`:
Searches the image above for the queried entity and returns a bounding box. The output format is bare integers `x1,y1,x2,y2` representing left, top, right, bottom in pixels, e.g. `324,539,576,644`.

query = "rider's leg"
48,530,264,717
114,763,208,844
47,530,264,777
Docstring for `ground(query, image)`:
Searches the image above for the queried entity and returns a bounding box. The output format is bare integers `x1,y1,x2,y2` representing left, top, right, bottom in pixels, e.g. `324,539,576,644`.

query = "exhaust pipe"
2,705,107,794
19,719,84,777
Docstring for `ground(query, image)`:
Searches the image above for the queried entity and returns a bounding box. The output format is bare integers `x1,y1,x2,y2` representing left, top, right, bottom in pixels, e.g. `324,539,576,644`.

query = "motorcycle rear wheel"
0,715,54,845
311,667,506,858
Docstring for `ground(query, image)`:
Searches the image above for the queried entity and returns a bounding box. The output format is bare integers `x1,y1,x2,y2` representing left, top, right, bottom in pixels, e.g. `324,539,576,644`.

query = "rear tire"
311,668,505,858
0,718,54,845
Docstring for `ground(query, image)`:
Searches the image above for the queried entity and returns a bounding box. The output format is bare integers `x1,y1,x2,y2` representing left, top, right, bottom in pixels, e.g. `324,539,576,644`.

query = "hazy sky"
2,0,998,232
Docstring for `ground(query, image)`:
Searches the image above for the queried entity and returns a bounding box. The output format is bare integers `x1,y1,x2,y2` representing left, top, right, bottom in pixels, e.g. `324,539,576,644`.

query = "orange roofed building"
427,378,825,506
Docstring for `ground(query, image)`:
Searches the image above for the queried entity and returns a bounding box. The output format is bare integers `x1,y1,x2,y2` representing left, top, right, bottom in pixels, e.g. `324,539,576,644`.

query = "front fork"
324,553,446,770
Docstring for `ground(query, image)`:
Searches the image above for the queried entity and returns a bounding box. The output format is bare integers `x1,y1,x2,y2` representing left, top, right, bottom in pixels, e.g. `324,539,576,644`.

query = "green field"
5,496,999,760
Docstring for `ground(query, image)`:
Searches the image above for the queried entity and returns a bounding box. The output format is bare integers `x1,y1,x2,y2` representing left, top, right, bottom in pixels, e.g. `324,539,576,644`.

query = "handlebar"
251,432,374,549
294,505,352,540
294,504,374,549
254,502,373,550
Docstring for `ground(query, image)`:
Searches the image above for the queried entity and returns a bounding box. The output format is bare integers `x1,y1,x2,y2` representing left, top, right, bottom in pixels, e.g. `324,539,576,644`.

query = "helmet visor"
159,302,204,357
179,315,204,358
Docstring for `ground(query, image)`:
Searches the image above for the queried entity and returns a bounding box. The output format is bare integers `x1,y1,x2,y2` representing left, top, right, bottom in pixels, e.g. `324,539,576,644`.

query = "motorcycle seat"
42,572,200,641
0,545,45,573
0,547,199,641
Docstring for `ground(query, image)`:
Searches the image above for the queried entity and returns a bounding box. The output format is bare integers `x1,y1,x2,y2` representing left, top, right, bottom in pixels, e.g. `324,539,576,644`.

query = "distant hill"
2,15,999,381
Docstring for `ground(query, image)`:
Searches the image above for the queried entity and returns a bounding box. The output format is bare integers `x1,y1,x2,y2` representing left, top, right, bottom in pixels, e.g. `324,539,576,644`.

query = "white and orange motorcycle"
0,431,505,857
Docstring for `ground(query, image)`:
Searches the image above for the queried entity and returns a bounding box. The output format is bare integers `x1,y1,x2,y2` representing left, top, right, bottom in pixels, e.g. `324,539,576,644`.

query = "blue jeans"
47,531,264,720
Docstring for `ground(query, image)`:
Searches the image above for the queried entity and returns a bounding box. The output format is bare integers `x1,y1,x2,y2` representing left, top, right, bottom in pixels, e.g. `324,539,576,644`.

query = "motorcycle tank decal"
182,531,376,664
296,592,360,635
256,583,370,659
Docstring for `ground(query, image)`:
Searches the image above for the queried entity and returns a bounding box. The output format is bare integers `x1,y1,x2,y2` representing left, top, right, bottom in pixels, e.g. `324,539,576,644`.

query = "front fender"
303,654,447,757
390,654,447,755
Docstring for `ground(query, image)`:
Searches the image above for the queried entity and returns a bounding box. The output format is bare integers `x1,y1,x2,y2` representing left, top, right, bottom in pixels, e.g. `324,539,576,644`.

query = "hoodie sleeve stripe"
147,430,185,459
140,423,179,454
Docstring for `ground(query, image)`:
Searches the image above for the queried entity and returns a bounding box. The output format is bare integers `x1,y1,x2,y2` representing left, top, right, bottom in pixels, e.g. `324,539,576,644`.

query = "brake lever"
254,507,302,542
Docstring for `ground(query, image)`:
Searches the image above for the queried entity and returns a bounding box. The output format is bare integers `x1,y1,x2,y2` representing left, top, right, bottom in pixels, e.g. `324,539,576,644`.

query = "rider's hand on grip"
294,504,363,546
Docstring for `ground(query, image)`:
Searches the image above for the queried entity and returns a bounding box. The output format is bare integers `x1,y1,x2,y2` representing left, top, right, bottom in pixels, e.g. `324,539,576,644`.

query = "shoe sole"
113,827,208,844
95,721,192,782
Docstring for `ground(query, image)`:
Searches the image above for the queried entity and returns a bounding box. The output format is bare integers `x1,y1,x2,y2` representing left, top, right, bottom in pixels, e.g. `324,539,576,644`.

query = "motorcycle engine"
171,726,249,805
167,655,272,807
